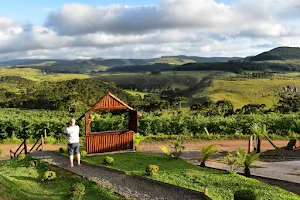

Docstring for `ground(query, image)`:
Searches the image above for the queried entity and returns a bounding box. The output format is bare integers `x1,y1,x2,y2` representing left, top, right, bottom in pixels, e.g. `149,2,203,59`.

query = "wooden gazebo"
80,92,140,154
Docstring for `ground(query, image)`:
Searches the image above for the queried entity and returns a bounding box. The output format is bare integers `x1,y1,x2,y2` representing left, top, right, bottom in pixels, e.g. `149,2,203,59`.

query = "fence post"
41,135,45,151
248,135,254,153
24,138,28,154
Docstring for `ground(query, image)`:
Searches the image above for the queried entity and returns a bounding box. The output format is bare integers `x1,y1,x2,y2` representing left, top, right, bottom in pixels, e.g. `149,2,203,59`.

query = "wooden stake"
41,135,45,151
204,188,209,196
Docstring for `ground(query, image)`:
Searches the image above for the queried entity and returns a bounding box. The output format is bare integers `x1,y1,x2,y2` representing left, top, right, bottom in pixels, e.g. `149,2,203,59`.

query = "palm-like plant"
200,144,217,167
243,153,260,177
159,145,170,156
237,148,260,177
224,153,240,174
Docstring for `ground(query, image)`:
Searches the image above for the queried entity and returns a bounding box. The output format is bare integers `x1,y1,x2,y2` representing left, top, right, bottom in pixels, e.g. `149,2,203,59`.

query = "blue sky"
0,0,298,60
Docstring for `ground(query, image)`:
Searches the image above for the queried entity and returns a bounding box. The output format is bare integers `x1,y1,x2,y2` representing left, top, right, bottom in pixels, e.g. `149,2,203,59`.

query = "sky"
0,0,299,60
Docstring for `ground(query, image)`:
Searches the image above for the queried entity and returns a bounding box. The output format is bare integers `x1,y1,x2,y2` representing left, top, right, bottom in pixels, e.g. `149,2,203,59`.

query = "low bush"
43,171,57,181
159,137,185,159
234,189,257,200
134,133,144,150
146,164,159,176
59,147,67,153
200,144,217,167
104,156,114,165
71,183,85,200
80,150,87,158
224,153,240,174
44,136,57,144
18,153,26,160
0,149,3,155
28,160,38,168
1,137,22,144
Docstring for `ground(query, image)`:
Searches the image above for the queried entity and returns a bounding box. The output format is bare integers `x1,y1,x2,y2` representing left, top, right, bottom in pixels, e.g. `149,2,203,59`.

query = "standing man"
64,119,80,167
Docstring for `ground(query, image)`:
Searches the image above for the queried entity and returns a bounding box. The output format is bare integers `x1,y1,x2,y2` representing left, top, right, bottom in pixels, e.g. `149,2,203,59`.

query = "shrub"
28,160,38,168
234,189,257,200
59,147,65,153
2,137,22,144
18,153,26,160
71,183,85,200
237,149,260,177
44,136,57,144
146,164,159,176
134,133,144,150
170,137,185,159
159,145,170,156
224,153,240,174
80,150,87,158
0,149,3,155
159,137,185,159
104,156,114,165
43,171,57,181
200,144,217,167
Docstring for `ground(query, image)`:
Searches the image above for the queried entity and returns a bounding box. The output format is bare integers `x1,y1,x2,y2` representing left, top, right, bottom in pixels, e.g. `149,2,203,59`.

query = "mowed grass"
0,156,122,200
204,79,300,109
83,152,300,200
0,68,91,82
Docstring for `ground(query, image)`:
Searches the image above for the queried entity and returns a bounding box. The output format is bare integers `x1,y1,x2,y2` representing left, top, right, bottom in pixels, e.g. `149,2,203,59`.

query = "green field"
0,156,122,200
82,152,300,200
0,68,91,82
204,79,300,109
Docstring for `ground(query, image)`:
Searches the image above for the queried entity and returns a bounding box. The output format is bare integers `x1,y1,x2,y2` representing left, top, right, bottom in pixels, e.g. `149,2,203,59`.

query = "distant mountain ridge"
1,47,300,73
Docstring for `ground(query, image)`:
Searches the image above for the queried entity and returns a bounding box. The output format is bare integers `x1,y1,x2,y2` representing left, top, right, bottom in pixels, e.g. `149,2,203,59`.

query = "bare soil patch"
0,144,64,160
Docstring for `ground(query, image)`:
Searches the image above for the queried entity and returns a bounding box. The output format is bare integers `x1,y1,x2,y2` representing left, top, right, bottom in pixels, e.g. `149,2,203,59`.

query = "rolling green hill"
249,47,300,61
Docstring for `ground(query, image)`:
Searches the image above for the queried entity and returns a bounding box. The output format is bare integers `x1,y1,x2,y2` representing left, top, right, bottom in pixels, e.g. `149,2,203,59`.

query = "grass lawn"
0,156,122,200
83,152,300,200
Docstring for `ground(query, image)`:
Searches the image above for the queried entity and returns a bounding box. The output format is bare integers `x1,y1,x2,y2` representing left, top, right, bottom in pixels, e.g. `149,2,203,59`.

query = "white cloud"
1,0,300,60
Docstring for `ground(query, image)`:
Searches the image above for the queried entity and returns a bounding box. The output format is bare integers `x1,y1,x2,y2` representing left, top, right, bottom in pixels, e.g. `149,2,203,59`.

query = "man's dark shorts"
68,143,80,156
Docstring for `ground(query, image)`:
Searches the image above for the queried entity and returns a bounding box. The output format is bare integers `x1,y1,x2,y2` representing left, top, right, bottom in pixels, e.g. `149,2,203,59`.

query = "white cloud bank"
1,0,300,60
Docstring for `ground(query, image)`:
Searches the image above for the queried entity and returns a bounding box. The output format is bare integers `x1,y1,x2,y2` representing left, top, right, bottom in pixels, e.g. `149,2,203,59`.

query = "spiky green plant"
224,153,240,174
244,153,260,177
200,144,217,167
236,148,260,177
159,145,170,156
171,137,185,159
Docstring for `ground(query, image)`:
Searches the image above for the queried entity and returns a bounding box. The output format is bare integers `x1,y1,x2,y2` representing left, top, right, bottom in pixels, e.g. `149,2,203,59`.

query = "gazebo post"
85,111,91,153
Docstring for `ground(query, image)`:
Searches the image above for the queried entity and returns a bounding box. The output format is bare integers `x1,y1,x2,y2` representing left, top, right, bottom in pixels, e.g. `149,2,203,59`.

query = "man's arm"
63,128,69,135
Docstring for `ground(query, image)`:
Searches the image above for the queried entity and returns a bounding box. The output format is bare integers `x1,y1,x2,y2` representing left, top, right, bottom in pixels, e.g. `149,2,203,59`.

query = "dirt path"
0,144,64,160
139,140,289,152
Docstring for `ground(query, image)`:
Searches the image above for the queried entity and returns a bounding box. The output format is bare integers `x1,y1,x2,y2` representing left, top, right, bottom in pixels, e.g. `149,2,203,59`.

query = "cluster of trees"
190,93,300,116
230,71,274,79
176,62,300,72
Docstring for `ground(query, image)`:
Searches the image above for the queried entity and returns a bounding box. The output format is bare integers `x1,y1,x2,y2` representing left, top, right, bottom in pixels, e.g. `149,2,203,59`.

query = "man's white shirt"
64,125,80,144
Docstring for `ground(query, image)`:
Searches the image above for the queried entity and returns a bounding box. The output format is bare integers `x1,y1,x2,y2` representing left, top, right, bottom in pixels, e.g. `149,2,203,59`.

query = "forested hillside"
249,47,300,61
0,77,131,112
